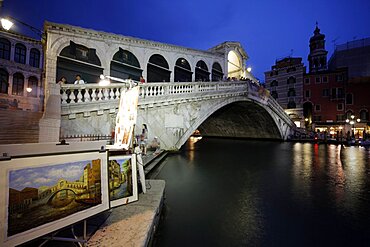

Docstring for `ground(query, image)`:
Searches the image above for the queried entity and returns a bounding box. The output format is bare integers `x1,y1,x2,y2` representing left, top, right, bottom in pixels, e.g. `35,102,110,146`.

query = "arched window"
0,69,9,94
346,93,353,105
174,58,192,82
195,60,209,82
270,80,278,87
0,38,11,60
29,48,40,68
288,88,296,97
14,43,26,64
287,76,296,84
28,76,38,97
360,109,368,121
147,54,170,82
211,62,223,81
12,73,24,96
57,41,103,83
111,48,142,80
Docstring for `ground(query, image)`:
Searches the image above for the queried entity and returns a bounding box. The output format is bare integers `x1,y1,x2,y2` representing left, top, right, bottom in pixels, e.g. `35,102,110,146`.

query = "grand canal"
153,138,370,246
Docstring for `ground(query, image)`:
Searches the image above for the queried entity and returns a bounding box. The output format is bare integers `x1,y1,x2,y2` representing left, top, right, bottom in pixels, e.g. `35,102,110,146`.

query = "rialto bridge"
38,22,296,150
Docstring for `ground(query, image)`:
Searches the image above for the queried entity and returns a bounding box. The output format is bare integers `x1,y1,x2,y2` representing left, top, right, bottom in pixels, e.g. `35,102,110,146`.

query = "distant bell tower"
308,22,328,73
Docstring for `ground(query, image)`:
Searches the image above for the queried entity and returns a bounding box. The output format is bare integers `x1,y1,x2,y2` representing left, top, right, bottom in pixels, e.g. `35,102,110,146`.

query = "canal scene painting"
109,155,138,207
5,156,105,239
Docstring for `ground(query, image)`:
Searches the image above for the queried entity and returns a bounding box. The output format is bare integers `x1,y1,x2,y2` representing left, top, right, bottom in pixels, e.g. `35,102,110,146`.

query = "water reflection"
155,139,370,246
292,143,370,222
186,136,202,162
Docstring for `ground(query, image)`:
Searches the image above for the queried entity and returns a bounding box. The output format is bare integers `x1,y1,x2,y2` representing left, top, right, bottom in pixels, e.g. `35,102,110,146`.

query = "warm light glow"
228,51,241,78
26,87,32,93
98,79,110,86
351,115,355,119
339,126,343,130
1,18,13,31
305,118,309,122
247,67,252,73
350,121,355,125
345,119,349,123
294,121,301,128
356,118,360,122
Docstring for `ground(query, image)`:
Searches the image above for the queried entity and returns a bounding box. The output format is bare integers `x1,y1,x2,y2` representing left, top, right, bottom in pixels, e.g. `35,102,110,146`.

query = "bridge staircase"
0,109,43,144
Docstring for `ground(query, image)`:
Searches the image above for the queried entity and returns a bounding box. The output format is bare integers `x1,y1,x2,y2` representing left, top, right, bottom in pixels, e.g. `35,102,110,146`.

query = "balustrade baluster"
91,89,97,101
97,88,103,101
104,88,109,100
61,89,68,104
115,88,121,99
84,88,91,102
76,89,83,103
70,89,76,104
110,88,115,100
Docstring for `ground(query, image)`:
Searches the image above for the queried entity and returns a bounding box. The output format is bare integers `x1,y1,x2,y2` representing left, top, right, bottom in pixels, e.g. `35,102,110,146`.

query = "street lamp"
1,18,13,30
346,115,361,139
247,67,252,73
0,16,43,38
99,75,137,88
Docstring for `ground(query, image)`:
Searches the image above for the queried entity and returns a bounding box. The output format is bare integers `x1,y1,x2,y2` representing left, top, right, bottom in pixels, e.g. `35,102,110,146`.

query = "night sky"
1,0,370,80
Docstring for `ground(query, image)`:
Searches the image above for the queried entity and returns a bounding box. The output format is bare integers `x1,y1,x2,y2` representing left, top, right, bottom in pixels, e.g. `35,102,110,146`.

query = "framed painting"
0,151,109,247
108,154,138,207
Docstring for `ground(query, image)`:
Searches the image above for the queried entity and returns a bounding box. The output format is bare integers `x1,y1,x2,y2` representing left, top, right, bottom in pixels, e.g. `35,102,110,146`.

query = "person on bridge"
134,144,146,194
140,76,146,83
74,74,85,84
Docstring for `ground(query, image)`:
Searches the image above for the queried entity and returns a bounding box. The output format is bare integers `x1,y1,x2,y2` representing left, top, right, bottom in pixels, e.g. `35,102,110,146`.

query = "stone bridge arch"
46,188,78,204
174,97,286,149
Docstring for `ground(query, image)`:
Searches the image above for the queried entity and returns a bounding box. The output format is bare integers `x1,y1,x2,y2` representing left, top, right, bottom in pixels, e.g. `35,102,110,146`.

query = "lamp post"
1,16,44,40
346,115,361,139
99,75,137,88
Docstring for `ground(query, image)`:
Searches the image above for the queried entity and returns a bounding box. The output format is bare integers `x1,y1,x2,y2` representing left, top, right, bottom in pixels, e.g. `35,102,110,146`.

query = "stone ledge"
87,180,165,247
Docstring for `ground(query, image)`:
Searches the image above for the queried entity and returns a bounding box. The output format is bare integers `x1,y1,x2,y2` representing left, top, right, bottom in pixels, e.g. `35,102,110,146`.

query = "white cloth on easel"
134,146,146,193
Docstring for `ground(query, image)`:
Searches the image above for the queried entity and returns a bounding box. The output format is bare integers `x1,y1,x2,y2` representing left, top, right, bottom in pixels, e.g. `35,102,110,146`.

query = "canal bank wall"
87,179,165,247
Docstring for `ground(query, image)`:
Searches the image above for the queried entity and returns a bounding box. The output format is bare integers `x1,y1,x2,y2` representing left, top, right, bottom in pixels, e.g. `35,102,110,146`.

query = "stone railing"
59,80,292,127
60,81,249,115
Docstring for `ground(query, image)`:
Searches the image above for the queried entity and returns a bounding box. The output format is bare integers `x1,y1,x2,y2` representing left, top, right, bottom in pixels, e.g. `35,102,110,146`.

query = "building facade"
0,30,43,111
264,57,305,127
303,26,370,137
329,38,370,79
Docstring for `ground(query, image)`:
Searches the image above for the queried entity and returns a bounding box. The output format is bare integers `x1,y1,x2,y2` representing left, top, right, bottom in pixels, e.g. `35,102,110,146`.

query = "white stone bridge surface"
58,80,295,150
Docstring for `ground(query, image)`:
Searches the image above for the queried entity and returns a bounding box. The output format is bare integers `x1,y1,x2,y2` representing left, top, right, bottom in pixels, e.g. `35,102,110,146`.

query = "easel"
39,220,87,247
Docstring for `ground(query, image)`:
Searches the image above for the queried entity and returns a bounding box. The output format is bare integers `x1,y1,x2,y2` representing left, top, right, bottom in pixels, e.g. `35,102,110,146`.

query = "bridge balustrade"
60,81,250,110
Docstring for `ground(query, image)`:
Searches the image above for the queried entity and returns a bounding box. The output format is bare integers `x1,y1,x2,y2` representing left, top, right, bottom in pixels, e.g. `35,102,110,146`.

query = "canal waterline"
153,137,370,246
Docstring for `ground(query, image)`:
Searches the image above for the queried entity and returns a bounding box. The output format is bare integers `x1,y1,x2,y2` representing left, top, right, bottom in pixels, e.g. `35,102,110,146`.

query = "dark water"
153,137,370,247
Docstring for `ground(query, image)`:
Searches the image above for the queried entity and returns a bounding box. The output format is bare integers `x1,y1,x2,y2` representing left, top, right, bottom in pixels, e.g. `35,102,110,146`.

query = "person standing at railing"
57,76,67,85
74,74,85,85
140,76,146,84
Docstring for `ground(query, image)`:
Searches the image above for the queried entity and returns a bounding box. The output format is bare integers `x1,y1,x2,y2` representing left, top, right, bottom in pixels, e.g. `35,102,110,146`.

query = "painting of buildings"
108,155,137,207
7,159,102,237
